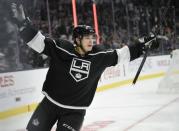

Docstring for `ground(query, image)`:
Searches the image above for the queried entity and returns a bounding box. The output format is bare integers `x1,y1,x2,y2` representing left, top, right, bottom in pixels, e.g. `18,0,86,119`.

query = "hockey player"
11,3,159,131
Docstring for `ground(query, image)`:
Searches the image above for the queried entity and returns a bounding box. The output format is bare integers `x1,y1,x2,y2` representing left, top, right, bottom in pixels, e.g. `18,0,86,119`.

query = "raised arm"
11,3,56,56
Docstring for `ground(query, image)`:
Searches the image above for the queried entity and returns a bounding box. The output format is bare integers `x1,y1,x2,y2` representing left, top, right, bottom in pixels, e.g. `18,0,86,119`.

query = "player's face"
81,34,95,52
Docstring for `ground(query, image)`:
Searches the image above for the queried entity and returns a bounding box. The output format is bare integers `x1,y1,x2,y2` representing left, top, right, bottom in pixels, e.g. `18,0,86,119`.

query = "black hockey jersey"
41,37,119,109
20,25,143,109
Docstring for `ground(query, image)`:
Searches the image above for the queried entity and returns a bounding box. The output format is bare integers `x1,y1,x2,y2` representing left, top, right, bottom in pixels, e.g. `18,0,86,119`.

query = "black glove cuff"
18,17,31,30
19,17,38,43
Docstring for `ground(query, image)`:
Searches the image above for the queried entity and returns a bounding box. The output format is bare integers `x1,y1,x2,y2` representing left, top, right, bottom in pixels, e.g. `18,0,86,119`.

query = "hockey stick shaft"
132,47,149,85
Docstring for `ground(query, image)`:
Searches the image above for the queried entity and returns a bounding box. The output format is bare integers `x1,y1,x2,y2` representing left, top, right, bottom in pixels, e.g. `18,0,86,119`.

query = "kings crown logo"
70,58,91,82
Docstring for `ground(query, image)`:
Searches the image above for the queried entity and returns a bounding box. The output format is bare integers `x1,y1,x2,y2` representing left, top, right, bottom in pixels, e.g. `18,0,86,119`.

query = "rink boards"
0,55,171,119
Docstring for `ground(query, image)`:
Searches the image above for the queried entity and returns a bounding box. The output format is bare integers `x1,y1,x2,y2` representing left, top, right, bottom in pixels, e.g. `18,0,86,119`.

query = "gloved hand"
11,3,37,43
129,33,160,61
138,32,160,53
11,3,27,28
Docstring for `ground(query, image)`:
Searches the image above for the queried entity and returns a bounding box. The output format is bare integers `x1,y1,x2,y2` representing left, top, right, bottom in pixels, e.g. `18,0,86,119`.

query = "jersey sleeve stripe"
52,40,78,57
88,50,114,56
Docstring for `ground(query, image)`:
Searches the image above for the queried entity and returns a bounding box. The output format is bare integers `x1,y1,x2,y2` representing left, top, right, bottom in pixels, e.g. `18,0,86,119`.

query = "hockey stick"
132,35,168,85
132,48,149,85
132,38,155,85
132,0,171,85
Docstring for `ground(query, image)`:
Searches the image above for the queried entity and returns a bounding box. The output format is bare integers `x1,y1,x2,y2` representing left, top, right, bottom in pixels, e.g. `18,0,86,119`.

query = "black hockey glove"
11,3,38,43
129,33,159,61
11,3,26,27
138,33,159,53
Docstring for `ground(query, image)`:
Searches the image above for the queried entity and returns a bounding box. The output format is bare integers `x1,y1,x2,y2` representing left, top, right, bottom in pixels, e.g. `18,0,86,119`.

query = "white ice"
0,77,179,131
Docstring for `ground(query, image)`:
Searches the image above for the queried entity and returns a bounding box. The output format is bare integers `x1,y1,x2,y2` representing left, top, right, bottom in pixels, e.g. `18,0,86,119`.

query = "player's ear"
76,38,80,44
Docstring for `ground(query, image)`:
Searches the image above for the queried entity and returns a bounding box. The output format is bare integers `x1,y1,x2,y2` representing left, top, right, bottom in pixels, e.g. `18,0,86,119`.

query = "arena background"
0,0,178,73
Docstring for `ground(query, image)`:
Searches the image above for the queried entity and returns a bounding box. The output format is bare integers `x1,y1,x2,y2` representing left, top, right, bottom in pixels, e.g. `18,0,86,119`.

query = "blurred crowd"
0,0,178,72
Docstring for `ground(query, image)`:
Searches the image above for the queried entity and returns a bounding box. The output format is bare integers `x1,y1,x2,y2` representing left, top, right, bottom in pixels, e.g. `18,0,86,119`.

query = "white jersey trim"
27,32,118,58
88,50,114,56
52,40,78,57
27,31,45,53
116,46,130,64
42,91,88,110
52,40,116,57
